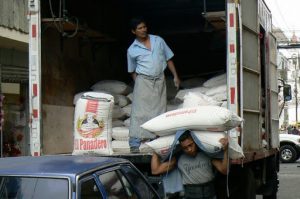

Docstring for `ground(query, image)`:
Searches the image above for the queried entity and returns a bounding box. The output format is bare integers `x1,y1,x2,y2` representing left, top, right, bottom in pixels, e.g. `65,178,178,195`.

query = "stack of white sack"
111,127,152,153
203,73,227,106
89,80,140,153
175,73,228,107
89,80,133,128
72,92,114,155
142,105,244,159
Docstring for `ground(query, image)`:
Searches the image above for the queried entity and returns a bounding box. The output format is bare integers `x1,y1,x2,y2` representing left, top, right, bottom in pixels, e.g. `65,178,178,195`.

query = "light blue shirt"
127,34,174,77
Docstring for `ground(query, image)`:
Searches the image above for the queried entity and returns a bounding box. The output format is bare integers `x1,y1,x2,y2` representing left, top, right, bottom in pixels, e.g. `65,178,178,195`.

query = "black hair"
178,130,192,143
130,17,146,30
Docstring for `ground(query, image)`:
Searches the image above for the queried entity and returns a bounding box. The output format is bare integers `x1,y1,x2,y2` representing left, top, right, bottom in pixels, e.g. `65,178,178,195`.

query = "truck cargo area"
40,0,227,154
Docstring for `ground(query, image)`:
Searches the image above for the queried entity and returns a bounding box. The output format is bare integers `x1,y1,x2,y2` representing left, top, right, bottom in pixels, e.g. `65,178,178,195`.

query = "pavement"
257,159,300,199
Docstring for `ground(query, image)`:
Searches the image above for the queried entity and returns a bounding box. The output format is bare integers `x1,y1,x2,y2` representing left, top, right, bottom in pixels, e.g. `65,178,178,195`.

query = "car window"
98,170,135,199
0,176,68,199
79,177,103,199
121,165,159,199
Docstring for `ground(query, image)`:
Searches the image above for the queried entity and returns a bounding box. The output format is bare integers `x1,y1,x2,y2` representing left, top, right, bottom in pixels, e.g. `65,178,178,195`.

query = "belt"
137,73,164,80
184,180,214,187
184,181,215,198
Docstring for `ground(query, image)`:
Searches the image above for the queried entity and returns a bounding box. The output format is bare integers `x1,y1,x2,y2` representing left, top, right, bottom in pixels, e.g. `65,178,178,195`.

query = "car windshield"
0,176,69,199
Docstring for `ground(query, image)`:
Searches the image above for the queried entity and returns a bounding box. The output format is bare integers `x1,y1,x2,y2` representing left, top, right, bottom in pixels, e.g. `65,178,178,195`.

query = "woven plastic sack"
91,80,132,95
145,135,176,158
141,106,243,136
112,127,129,141
175,87,209,101
205,84,227,96
183,92,222,108
203,73,226,88
73,92,114,155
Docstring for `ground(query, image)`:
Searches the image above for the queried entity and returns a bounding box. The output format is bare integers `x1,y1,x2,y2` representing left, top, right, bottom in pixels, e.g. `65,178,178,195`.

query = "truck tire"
262,156,279,199
280,145,297,163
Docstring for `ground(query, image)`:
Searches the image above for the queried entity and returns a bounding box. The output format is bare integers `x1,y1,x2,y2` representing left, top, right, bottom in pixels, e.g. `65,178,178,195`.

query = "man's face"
132,22,148,39
180,137,197,157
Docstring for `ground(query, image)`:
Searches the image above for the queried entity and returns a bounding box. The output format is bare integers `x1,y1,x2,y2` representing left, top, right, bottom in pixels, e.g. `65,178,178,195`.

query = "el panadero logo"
76,113,104,138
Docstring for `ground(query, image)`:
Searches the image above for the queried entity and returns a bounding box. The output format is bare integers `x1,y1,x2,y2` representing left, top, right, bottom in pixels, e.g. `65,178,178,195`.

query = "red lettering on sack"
165,108,197,117
79,139,108,150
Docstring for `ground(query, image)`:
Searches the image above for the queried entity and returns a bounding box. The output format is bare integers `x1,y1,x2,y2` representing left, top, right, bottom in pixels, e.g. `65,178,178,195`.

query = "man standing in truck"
127,17,180,153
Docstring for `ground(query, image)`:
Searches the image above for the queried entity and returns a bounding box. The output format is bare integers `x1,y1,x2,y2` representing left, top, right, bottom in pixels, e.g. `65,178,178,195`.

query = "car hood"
280,134,300,143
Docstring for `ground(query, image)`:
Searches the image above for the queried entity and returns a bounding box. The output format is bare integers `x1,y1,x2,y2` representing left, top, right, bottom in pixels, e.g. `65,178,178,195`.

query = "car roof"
0,155,129,179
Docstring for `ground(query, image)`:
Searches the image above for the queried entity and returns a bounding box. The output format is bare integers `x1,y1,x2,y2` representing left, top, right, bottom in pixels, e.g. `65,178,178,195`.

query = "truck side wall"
41,29,127,154
241,0,262,151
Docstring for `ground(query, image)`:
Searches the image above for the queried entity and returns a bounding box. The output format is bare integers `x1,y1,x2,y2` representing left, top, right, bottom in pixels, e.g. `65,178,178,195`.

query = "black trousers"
184,181,216,199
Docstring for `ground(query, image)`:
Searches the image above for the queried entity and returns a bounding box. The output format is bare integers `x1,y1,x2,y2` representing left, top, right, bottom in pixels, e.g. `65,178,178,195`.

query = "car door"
96,164,160,199
79,175,103,199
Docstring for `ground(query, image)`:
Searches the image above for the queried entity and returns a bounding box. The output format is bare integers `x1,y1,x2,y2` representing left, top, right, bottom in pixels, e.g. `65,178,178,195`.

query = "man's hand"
219,137,228,151
173,76,181,90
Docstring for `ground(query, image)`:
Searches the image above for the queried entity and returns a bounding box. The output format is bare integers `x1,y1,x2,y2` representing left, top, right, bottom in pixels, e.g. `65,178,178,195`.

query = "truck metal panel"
269,33,279,148
241,0,262,151
241,0,258,33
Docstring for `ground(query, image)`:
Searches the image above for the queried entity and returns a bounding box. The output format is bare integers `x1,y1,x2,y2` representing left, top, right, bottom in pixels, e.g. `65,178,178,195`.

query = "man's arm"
151,153,176,175
167,60,180,89
211,138,229,175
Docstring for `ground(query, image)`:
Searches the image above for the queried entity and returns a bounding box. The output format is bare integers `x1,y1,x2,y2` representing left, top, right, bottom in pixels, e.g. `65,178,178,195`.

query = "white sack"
124,118,130,127
145,132,224,157
113,105,127,120
194,131,225,152
127,93,133,102
145,131,244,159
122,104,132,117
183,92,222,108
115,94,131,107
112,127,129,140
145,135,176,158
73,92,114,155
112,120,124,127
228,136,245,159
73,92,87,105
195,132,244,159
203,73,226,88
205,85,227,96
112,140,152,153
175,87,209,101
212,92,227,101
221,101,228,108
141,106,243,136
91,80,132,95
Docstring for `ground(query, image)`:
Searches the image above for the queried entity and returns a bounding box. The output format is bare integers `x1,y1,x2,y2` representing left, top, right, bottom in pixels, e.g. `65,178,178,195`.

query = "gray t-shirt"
178,152,215,185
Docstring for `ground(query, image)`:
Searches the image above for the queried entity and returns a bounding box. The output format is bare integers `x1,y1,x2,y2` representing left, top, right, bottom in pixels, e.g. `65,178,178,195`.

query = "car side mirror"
283,84,292,101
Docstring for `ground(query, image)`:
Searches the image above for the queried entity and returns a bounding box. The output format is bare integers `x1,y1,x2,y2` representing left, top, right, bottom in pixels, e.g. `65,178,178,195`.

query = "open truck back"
28,0,279,198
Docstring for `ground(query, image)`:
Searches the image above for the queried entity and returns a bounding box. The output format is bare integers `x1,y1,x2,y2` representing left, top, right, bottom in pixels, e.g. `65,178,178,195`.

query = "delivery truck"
28,0,280,198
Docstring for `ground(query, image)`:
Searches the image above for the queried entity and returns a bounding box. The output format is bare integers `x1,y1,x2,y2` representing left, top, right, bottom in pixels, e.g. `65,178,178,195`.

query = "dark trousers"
184,181,216,199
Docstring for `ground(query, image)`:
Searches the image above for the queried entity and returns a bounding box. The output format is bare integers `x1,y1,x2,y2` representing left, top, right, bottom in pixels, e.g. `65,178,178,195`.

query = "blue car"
0,155,160,199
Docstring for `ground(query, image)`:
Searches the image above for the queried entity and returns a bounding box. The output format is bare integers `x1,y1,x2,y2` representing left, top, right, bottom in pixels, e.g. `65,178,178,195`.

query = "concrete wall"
41,28,128,106
0,0,28,33
41,27,128,154
42,104,74,154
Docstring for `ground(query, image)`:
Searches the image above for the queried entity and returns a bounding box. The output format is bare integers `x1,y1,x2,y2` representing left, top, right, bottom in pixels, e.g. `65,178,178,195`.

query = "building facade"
0,0,29,156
